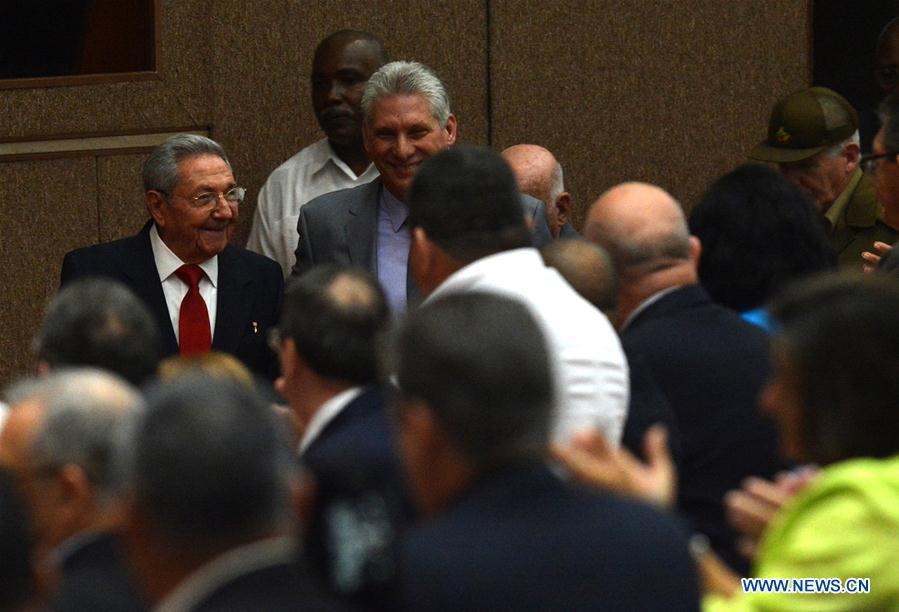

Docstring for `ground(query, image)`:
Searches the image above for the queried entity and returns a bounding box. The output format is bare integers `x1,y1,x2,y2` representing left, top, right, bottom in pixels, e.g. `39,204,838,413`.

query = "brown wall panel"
0,158,99,383
97,154,152,242
490,0,810,227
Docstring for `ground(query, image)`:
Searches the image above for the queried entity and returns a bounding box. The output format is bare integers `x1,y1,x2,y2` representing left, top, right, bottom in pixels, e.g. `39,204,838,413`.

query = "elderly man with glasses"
861,91,899,271
748,87,898,268
61,134,283,381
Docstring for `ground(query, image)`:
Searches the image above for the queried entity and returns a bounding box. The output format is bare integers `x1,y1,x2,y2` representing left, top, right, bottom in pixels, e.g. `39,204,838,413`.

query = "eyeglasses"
860,152,898,175
165,186,246,209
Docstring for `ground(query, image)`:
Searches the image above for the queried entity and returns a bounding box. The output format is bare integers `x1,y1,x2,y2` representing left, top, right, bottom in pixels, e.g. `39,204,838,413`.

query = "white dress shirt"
427,248,630,444
150,224,218,344
298,386,364,454
246,138,379,278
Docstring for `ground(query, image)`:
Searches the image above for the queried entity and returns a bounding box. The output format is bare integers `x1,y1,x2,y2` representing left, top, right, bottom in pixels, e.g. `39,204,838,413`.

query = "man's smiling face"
363,93,457,202
147,154,238,263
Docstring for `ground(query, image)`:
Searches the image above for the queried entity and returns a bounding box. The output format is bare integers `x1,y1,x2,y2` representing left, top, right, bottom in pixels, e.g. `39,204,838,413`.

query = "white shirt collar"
298,386,364,454
427,248,544,303
149,223,219,287
152,536,295,612
309,138,375,181
620,285,683,331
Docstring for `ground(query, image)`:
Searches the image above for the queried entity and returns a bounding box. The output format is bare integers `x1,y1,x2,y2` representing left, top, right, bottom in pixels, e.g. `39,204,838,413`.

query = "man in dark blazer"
61,134,282,381
274,265,411,606
584,182,784,575
391,292,700,612
290,60,551,312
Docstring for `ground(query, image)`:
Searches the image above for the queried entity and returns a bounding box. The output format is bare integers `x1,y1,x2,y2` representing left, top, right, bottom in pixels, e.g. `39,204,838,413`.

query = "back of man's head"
124,374,292,546
541,239,617,313
36,279,161,386
585,182,694,278
281,265,388,386
407,145,531,263
396,292,553,472
16,370,142,504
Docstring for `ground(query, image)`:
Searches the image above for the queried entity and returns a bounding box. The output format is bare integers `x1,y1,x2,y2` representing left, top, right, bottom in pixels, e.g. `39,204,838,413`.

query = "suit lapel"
123,222,179,355
345,179,381,275
212,246,252,352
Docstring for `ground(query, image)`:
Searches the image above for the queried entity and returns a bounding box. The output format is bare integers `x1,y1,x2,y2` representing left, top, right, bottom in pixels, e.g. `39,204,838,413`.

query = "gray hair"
35,278,161,386
5,369,142,505
594,214,692,273
121,374,294,543
142,134,231,194
549,161,565,204
361,61,451,127
824,130,860,158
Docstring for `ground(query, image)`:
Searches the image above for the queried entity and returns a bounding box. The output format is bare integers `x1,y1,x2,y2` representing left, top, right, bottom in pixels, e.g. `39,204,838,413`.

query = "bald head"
502,144,569,238
585,182,694,271
541,239,617,313
584,183,698,326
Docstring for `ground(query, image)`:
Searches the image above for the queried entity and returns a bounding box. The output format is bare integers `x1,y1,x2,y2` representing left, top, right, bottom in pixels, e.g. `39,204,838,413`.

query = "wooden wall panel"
0,158,98,382
489,0,810,227
97,154,151,242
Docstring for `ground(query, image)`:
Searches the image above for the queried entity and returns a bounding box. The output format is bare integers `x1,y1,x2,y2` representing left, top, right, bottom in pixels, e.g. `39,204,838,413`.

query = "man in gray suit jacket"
290,60,551,312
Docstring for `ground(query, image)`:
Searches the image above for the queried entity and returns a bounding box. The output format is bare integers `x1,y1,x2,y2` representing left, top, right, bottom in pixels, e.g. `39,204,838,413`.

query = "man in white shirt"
247,31,386,277
406,145,629,445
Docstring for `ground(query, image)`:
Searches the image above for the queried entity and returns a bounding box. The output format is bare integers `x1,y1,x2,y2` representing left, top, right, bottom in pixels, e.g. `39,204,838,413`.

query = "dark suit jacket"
301,386,413,606
396,462,699,612
291,178,553,289
621,284,784,574
190,561,351,612
50,531,148,612
60,221,282,380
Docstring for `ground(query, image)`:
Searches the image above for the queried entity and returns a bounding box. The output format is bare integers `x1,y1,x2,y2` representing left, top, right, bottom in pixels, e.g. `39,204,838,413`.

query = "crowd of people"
2,25,899,612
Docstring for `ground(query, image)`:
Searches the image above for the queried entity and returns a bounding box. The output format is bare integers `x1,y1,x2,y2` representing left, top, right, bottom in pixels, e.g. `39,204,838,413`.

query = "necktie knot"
175,264,205,288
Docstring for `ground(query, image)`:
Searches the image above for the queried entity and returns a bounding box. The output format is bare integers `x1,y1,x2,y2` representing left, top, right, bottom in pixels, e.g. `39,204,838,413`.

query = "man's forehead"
175,154,234,189
313,38,381,73
369,93,435,123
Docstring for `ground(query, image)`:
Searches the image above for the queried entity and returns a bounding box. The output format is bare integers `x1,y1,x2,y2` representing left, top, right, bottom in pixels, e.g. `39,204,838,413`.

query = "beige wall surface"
0,0,809,385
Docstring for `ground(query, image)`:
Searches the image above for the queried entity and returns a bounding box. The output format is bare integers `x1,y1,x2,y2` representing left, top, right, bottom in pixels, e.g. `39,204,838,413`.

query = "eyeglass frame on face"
156,186,247,210
860,151,899,175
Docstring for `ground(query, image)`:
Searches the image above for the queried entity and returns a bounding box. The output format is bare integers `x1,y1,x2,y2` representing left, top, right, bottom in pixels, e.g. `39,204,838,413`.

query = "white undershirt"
149,224,219,343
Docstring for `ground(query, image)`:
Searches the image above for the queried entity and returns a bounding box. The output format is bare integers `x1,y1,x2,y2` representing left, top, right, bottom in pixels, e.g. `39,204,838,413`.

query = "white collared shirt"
298,386,364,454
427,248,630,445
150,224,218,344
246,138,379,278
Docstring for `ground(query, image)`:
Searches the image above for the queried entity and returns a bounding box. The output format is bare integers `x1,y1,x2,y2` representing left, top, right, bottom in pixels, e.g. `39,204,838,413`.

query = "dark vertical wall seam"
485,0,493,146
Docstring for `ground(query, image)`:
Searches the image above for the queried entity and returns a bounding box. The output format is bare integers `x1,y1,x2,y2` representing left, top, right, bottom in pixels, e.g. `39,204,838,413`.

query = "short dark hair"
0,468,34,610
689,164,836,311
769,272,899,464
314,30,386,65
280,265,388,385
126,374,293,543
36,278,161,385
396,292,553,470
407,145,531,263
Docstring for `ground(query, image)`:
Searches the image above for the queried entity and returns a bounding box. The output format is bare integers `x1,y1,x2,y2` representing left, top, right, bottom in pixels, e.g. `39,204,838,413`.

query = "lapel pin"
252,321,258,334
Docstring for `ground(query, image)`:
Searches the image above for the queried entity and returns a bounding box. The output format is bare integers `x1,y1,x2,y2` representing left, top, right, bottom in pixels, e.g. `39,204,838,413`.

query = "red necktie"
175,264,212,356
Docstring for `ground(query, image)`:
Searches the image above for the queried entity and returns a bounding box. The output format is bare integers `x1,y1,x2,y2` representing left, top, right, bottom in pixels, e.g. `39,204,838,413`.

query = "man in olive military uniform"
748,86,898,267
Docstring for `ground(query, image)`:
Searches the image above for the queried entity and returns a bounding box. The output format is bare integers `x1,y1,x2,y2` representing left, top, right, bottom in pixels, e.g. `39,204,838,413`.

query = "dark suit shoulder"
61,232,147,285
302,180,380,220
223,243,282,278
399,465,699,612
